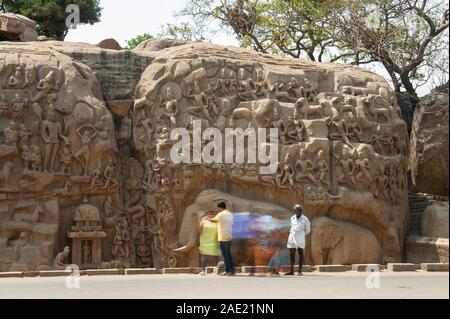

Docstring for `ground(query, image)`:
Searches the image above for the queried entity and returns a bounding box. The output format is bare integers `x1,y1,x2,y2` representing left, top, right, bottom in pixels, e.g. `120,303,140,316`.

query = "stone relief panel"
0,47,119,271
131,43,410,266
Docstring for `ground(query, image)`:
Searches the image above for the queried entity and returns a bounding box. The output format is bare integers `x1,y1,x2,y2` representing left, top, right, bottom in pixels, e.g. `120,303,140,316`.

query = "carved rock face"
133,43,410,266
0,44,118,271
0,41,410,271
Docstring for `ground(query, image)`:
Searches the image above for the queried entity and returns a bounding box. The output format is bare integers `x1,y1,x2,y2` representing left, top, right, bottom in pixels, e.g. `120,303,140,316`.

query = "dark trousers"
290,248,304,272
200,255,219,271
219,241,235,273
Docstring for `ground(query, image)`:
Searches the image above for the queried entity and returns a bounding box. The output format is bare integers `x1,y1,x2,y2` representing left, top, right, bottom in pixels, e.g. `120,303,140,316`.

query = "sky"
65,0,436,96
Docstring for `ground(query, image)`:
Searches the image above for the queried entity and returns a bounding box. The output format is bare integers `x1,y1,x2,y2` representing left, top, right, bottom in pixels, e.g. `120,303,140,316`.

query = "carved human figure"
113,215,130,258
82,241,92,264
285,115,305,143
299,79,317,103
8,66,26,89
255,69,269,97
355,157,373,188
187,80,213,122
30,145,42,171
327,104,353,149
59,142,72,175
317,150,330,191
281,152,295,188
136,228,151,265
90,168,102,188
161,87,180,127
215,99,233,131
104,158,118,191
41,108,68,172
5,120,19,146
237,69,257,101
53,246,70,270
0,94,8,117
215,68,235,96
205,85,220,118
288,77,303,99
32,70,58,104
21,145,33,170
140,118,155,145
270,108,287,144
336,147,357,188
295,149,318,185
74,126,97,176
0,161,14,187
12,93,26,119
18,124,30,151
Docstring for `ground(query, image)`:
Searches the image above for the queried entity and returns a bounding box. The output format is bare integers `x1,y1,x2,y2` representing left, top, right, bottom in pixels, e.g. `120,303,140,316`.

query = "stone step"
313,265,352,272
420,263,449,272
351,264,384,272
86,269,124,276
387,263,420,271
125,268,160,275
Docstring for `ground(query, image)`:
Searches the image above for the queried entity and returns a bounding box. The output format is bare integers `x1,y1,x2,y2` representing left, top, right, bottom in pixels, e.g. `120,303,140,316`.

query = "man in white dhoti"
285,204,311,276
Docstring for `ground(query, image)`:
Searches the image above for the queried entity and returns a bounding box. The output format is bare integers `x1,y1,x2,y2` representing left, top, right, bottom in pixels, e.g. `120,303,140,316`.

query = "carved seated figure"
294,149,318,186
237,69,257,101
0,94,8,118
8,66,26,89
32,70,59,104
255,69,269,98
53,246,70,270
285,114,305,143
187,80,213,122
299,79,317,103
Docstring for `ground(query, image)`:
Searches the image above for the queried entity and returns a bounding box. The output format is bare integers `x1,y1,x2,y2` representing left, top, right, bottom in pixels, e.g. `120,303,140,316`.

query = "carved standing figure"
237,69,257,101
161,87,180,127
74,126,97,176
41,108,68,172
317,150,330,191
0,94,8,118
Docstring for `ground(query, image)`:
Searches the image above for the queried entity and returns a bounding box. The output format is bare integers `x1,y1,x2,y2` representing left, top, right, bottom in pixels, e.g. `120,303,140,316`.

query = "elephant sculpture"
173,189,290,267
310,216,381,265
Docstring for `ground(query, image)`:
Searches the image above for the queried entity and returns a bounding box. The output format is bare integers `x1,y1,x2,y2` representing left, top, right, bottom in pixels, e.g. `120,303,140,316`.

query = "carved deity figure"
285,115,305,143
21,145,33,170
41,108,69,172
295,149,318,185
74,126,97,176
288,77,303,99
336,147,357,189
215,68,236,96
270,108,287,144
30,145,42,171
82,241,92,265
161,87,179,127
355,157,373,188
237,69,257,101
187,80,213,122
103,158,118,191
280,153,295,188
8,66,26,89
327,101,353,149
18,124,30,151
112,215,130,258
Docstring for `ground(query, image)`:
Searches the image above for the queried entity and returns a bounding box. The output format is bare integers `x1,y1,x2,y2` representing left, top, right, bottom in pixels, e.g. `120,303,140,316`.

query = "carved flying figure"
74,126,97,176
40,108,69,172
187,80,213,122
161,87,180,127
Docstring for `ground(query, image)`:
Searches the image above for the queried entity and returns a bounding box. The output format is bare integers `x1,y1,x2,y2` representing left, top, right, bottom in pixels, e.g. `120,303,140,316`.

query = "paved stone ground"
0,272,447,299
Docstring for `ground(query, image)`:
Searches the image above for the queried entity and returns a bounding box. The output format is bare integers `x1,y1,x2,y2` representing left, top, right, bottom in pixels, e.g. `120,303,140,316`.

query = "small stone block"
162,267,192,274
39,270,73,277
387,263,420,272
86,269,123,276
22,271,39,277
125,268,159,275
313,265,352,272
420,263,449,272
351,264,383,272
0,272,23,278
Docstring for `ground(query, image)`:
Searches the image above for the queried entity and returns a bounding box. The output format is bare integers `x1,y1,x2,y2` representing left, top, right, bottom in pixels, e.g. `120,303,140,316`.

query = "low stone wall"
408,192,449,235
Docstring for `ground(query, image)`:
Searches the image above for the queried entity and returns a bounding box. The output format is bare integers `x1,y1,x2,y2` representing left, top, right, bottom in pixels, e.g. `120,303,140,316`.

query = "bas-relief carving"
0,49,119,271
0,43,410,270
132,49,410,266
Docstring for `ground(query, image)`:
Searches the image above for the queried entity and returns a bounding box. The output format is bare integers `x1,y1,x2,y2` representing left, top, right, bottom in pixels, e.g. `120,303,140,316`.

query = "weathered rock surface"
409,84,449,196
421,201,449,239
97,38,122,50
134,38,188,51
0,13,38,42
0,40,411,271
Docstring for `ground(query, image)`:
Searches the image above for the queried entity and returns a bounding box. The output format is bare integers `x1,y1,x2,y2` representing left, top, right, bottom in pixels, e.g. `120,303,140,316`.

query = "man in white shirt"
285,204,311,276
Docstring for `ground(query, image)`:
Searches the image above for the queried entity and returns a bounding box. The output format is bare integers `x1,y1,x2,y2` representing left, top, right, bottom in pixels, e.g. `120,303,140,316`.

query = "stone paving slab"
387,263,420,272
86,269,125,276
0,272,23,278
420,263,449,272
39,270,73,277
313,265,352,272
125,268,160,275
351,264,384,272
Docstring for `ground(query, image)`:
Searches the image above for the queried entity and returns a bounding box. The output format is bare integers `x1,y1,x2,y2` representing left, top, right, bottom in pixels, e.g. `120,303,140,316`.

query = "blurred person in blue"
285,204,311,276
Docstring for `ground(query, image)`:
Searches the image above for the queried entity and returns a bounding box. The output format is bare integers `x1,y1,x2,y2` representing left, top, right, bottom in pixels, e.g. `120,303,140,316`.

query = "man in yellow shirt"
210,202,235,276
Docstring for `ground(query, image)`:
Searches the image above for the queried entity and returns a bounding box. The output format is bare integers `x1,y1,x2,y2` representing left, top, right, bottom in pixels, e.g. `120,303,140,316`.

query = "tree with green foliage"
166,0,449,99
126,33,154,49
1,0,102,40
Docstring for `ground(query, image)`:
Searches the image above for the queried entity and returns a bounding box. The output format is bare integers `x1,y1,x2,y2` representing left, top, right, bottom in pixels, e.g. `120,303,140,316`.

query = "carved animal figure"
295,98,323,119
310,216,381,265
